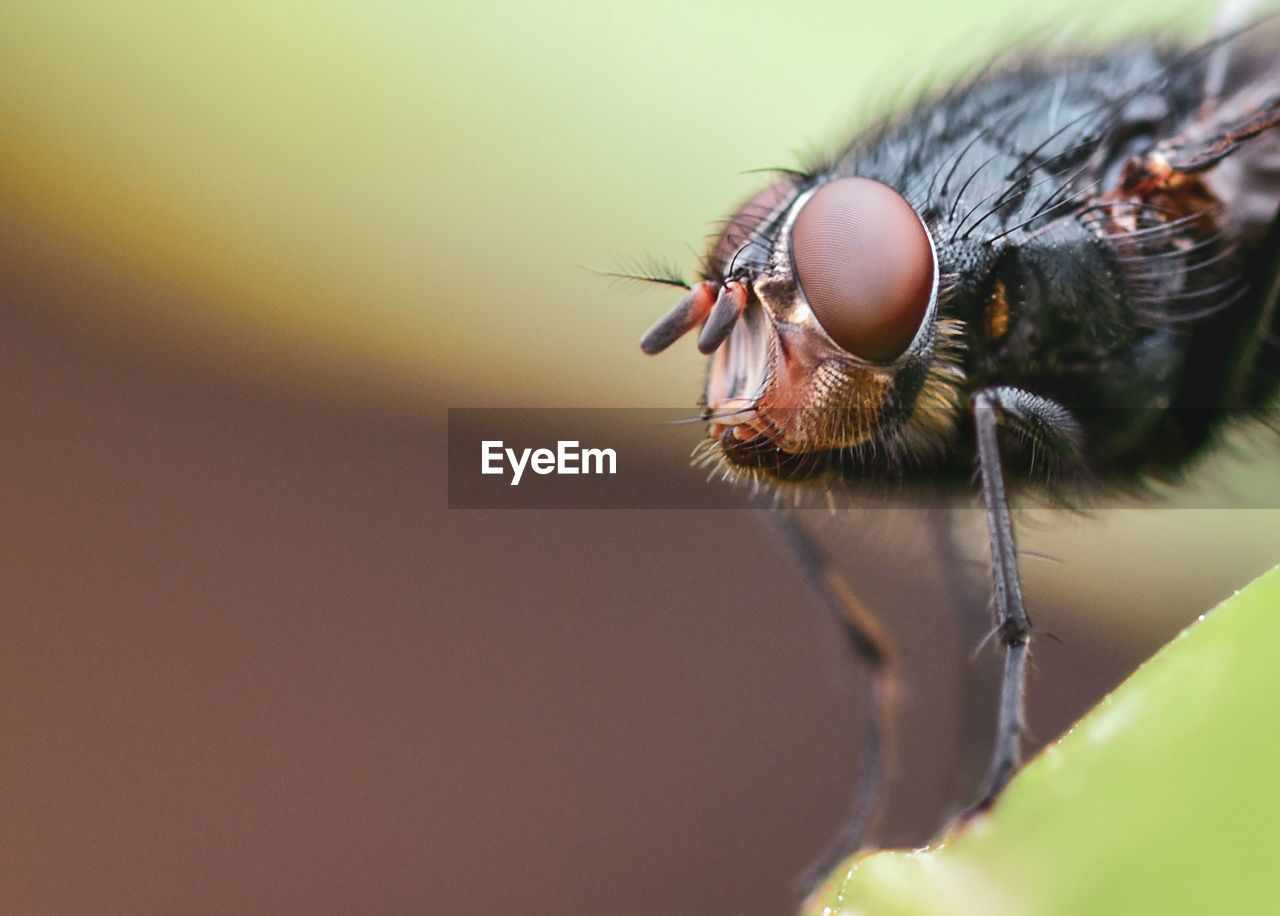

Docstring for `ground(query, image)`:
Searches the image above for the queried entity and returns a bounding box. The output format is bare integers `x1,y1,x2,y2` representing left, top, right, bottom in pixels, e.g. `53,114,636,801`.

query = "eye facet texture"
792,177,934,362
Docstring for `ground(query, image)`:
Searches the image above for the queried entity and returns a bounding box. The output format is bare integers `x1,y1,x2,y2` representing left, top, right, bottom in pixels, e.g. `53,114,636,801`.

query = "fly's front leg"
765,510,893,895
969,386,1081,811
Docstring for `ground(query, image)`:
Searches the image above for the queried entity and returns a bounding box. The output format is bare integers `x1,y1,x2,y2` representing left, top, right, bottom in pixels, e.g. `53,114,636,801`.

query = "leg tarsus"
763,510,894,898
794,671,891,897
969,636,1029,812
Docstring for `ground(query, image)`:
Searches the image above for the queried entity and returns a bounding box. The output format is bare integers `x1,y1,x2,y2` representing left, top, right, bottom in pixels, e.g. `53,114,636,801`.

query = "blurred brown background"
1,1,1277,913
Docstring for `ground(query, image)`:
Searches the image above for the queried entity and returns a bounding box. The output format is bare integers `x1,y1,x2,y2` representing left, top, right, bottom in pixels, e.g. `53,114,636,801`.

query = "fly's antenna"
592,256,690,292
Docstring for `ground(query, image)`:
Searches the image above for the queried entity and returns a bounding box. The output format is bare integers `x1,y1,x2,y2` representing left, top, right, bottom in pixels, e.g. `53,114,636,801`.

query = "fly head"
642,173,962,484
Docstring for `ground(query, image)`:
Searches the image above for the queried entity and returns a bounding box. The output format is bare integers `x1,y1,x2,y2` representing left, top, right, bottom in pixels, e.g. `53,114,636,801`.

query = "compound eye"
711,179,795,276
792,177,934,362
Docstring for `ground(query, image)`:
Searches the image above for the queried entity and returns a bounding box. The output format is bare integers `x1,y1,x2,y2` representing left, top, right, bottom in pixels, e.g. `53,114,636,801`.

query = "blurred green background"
5,0,1256,409
0,1,1278,913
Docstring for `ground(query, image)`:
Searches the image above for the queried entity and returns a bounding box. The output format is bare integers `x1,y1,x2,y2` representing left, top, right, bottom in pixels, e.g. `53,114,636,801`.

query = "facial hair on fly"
634,15,1280,898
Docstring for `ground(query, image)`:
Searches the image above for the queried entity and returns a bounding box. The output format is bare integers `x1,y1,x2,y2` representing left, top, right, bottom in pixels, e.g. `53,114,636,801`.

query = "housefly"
637,17,1280,892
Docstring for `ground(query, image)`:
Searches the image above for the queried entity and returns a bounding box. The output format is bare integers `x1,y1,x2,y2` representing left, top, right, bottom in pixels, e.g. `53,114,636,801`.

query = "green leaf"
804,564,1280,916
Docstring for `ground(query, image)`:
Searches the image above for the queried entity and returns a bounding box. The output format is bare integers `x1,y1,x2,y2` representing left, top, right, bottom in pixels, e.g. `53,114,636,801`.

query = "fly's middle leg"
968,386,1080,811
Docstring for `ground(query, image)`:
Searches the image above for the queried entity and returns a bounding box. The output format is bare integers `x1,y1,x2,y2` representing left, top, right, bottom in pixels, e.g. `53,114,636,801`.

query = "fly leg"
927,510,1003,817
765,510,894,895
968,386,1081,811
